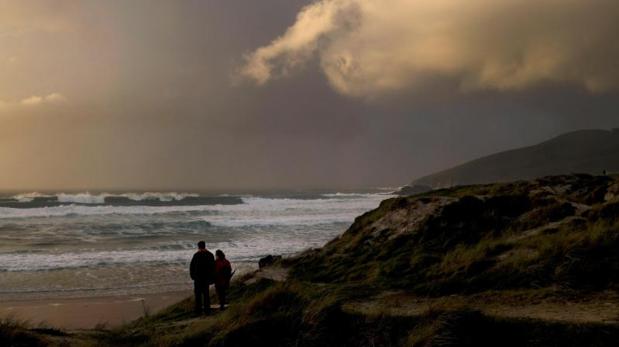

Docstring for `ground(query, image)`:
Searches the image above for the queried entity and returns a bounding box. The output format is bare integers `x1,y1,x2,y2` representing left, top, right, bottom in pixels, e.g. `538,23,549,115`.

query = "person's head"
197,241,206,250
215,249,225,259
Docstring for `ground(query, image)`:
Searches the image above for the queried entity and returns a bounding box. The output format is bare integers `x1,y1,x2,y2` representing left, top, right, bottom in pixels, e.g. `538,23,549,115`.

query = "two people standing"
189,241,232,315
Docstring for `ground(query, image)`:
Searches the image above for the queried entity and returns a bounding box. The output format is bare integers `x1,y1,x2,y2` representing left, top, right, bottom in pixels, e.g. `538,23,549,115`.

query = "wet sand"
0,291,191,329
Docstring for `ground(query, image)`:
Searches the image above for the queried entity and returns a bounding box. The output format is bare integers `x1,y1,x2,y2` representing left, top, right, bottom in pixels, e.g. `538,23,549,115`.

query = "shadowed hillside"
292,174,619,294
405,129,619,189
4,174,619,346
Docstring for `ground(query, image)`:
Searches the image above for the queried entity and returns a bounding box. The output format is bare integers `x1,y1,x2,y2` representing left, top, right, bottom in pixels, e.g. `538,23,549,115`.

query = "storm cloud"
241,0,619,97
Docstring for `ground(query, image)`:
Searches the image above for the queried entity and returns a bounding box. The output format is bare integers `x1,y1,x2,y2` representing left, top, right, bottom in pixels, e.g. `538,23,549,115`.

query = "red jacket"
215,258,232,288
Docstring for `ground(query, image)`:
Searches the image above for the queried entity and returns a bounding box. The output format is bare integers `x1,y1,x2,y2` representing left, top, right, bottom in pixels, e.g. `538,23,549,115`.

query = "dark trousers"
216,285,227,309
194,281,210,314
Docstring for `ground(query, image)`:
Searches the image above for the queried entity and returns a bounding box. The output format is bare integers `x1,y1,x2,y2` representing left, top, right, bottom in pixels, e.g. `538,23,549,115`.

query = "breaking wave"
0,192,242,210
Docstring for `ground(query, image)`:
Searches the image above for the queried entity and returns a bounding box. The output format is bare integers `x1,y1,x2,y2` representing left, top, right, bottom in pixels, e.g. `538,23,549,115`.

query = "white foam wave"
208,196,390,226
214,196,388,212
205,213,354,227
10,192,200,205
0,249,194,271
0,234,333,271
13,192,52,203
57,193,107,204
0,204,213,219
0,195,391,220
121,192,199,202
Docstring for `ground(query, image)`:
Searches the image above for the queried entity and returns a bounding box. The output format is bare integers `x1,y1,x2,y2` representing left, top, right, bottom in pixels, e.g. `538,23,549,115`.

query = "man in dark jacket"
189,241,215,315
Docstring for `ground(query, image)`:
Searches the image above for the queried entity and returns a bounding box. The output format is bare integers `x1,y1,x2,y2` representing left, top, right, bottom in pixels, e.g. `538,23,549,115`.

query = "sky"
0,0,618,192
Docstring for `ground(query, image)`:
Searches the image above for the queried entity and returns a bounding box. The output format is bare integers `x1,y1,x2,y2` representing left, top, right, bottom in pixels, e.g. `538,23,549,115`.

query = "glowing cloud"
240,0,619,97
0,93,68,112
44,93,68,103
20,93,67,106
20,96,44,105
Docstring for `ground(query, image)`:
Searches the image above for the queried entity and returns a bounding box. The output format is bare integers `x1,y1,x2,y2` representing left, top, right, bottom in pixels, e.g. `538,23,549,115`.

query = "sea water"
0,191,392,300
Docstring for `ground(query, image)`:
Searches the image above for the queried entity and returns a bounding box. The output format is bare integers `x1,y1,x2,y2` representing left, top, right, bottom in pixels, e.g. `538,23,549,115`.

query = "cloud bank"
240,0,619,97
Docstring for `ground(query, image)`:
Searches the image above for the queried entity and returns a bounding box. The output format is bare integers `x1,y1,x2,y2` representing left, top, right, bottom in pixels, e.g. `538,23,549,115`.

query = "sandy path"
343,291,619,324
0,291,190,329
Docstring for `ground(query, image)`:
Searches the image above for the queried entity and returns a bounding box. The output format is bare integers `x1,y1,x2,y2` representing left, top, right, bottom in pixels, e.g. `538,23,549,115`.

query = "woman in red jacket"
214,249,232,310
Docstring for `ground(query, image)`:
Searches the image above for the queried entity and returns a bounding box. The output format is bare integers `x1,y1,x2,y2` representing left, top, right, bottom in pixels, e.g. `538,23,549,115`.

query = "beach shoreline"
0,290,191,330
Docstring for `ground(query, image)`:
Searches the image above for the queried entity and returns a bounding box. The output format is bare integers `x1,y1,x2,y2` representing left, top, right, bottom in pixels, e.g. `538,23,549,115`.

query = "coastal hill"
3,174,619,346
404,129,619,190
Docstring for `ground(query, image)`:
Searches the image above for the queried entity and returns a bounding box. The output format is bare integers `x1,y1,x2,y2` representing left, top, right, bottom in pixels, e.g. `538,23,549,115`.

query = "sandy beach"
0,291,191,330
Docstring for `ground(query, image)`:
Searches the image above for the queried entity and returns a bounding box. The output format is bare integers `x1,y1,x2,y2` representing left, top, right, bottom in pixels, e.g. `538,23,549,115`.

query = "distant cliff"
406,129,619,190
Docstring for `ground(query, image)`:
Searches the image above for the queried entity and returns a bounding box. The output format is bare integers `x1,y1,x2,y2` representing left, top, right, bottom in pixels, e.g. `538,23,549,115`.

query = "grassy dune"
4,174,619,346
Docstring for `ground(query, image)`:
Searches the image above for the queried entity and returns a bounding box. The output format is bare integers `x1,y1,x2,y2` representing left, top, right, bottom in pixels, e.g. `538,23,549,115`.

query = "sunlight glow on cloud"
0,93,67,112
240,0,619,97
43,93,68,103
20,93,67,106
20,95,44,105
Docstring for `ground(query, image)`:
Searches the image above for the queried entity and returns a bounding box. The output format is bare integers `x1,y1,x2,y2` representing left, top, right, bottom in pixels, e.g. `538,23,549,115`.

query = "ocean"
0,190,392,300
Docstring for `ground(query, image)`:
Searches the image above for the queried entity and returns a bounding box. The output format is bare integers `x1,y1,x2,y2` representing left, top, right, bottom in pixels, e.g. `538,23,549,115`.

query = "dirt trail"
343,291,619,324
245,267,619,325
